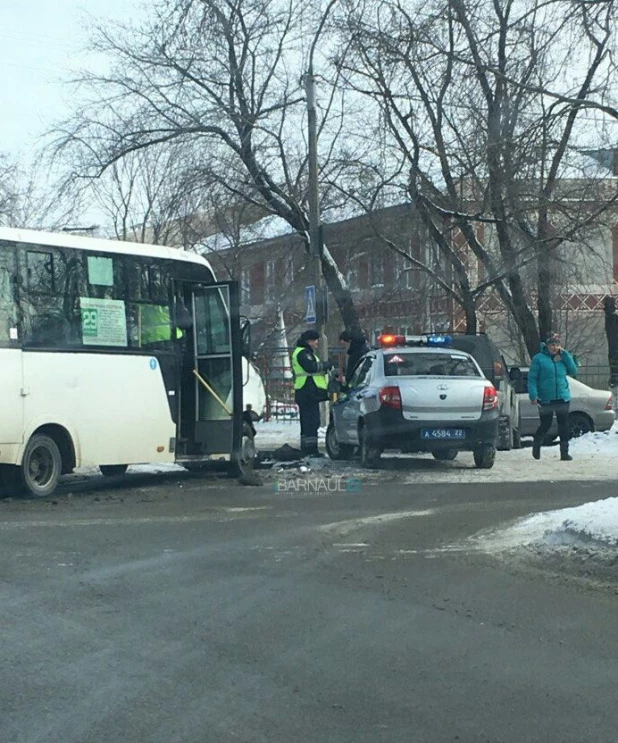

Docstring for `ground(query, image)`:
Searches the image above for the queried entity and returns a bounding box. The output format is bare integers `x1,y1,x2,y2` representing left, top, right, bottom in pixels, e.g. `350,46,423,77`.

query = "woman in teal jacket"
528,334,578,461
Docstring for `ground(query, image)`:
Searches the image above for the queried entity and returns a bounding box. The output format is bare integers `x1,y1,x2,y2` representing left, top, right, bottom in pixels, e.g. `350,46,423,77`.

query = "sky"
0,0,140,159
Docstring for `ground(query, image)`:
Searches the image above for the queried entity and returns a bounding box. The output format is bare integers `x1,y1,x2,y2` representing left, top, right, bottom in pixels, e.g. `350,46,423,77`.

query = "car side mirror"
509,367,521,382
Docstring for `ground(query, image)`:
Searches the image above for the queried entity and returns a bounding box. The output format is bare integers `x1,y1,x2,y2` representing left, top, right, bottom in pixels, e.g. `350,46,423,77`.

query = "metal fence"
253,346,346,422
575,364,610,390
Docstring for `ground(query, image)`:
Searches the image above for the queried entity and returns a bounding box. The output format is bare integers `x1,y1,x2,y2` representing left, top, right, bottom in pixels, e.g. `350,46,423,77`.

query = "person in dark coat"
291,330,332,457
339,327,370,384
528,333,578,461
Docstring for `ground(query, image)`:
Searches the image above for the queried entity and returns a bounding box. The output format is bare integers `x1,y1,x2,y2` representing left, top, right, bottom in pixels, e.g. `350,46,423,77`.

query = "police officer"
291,330,333,457
339,326,370,384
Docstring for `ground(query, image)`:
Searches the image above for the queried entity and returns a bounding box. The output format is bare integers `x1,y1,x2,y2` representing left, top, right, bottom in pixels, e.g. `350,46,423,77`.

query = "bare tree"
336,0,618,356
54,0,362,326
0,152,81,230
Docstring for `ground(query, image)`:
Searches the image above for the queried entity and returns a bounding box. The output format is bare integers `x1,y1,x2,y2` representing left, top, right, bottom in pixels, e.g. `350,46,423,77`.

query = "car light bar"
378,333,453,348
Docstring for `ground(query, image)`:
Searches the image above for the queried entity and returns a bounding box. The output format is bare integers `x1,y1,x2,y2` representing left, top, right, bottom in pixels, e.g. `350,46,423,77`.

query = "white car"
326,334,500,468
512,367,614,438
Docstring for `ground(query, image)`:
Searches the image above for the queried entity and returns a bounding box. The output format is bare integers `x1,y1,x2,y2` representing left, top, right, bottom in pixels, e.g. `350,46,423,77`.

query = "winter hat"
545,333,561,345
299,329,320,344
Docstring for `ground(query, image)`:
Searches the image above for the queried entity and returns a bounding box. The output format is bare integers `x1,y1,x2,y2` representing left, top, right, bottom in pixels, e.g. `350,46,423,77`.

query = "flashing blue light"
426,334,453,347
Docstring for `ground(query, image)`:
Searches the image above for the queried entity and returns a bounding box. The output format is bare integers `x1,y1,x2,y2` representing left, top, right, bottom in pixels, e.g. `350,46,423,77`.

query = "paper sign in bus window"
87,256,114,287
80,297,127,346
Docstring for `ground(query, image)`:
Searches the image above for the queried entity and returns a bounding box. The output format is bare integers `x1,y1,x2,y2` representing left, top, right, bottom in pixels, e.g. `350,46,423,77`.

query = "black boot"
532,438,541,460
560,442,572,461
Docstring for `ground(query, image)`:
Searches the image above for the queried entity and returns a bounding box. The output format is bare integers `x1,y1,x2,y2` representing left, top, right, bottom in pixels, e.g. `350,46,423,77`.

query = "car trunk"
398,378,488,421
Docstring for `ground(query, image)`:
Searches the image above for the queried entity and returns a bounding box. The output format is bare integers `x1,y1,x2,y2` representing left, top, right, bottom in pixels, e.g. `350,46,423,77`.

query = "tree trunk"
537,248,552,343
320,245,360,329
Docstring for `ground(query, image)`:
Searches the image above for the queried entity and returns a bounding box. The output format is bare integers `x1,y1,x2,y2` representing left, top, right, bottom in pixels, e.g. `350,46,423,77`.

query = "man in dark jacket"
528,333,578,461
339,327,370,384
291,330,332,457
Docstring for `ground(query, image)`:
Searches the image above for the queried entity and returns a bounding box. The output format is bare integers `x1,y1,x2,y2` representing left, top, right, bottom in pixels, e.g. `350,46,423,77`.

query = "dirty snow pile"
476,497,618,553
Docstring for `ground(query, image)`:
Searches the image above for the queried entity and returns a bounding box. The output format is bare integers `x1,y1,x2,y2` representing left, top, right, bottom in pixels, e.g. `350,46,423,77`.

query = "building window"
371,252,384,287
612,224,618,282
265,260,276,303
394,253,413,289
241,268,250,305
347,260,359,291
250,262,265,305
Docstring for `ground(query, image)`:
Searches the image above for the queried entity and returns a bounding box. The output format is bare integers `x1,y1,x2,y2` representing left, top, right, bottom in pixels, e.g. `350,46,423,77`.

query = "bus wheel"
231,422,256,477
100,465,128,477
22,434,62,498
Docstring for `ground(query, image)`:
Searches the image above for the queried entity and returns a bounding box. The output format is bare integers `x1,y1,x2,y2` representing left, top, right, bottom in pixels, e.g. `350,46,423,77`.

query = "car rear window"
383,352,481,377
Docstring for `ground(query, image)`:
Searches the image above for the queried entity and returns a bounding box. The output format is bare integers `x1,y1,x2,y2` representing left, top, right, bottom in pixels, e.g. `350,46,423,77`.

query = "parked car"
325,335,500,469
449,333,520,450
510,367,614,439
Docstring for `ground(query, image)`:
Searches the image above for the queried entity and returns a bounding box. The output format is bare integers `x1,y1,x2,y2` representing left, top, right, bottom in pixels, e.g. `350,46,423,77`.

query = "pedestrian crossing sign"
305,285,316,323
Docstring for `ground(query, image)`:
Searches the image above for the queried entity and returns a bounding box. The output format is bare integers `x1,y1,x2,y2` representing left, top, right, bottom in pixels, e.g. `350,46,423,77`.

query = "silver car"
326,338,500,468
512,367,615,439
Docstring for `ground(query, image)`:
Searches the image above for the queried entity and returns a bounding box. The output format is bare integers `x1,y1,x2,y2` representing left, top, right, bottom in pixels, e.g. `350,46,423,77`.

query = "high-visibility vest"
291,346,328,391
140,304,183,345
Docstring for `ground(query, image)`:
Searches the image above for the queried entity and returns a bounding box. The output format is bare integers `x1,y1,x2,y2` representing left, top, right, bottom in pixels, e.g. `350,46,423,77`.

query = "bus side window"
22,247,84,348
0,247,17,342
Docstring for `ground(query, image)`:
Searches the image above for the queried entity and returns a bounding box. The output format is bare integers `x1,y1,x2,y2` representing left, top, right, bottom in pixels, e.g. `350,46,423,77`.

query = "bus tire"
100,465,129,477
230,422,256,477
22,434,63,498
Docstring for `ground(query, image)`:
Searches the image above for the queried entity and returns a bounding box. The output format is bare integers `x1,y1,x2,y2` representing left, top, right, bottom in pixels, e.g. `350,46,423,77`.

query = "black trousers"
295,389,321,454
534,400,570,451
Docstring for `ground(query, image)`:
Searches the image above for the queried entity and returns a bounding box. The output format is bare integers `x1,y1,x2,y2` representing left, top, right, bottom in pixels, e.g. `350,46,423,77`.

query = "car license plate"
421,428,466,440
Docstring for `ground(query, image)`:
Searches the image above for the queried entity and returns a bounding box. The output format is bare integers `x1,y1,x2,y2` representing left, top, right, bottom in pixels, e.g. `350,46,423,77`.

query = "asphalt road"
2,470,618,743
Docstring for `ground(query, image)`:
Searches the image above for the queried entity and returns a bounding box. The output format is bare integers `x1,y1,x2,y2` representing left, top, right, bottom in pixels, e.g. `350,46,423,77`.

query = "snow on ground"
254,420,618,483
67,420,618,559
254,420,618,557
472,497,618,554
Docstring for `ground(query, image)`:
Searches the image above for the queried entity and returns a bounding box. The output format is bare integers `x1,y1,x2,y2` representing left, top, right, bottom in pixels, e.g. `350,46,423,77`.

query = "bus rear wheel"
100,465,129,477
22,434,62,498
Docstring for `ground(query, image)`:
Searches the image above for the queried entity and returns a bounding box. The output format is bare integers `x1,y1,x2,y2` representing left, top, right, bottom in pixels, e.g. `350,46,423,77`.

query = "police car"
325,334,500,468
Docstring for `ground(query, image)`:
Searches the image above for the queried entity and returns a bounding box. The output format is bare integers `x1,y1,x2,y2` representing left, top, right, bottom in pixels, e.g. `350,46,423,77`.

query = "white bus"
0,227,258,497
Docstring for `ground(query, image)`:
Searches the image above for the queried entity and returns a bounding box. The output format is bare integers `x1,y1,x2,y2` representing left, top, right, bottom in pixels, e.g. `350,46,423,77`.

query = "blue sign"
305,285,316,323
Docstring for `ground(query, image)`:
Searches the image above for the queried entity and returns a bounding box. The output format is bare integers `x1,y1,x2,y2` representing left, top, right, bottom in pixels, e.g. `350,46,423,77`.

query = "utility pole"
303,0,337,425
303,70,326,345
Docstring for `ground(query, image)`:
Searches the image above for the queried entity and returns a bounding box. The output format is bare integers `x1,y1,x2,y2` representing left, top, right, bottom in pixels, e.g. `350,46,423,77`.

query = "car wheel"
496,416,513,451
22,434,62,497
473,444,496,469
432,450,458,461
99,464,128,477
325,421,354,460
359,426,381,469
568,413,593,439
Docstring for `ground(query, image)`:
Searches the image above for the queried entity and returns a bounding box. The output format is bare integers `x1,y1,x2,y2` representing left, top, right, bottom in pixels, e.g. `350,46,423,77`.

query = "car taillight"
379,385,402,410
605,395,613,411
483,385,498,411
